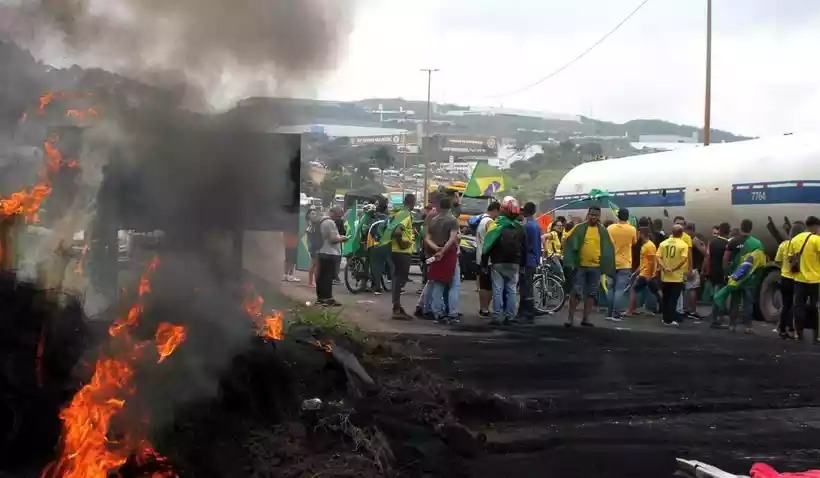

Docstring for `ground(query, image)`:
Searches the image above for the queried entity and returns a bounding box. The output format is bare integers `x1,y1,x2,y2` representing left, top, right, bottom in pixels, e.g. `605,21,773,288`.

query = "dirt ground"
280,267,820,478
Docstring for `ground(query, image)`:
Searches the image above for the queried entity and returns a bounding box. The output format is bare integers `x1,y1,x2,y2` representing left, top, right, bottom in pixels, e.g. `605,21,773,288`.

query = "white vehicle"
554,133,820,323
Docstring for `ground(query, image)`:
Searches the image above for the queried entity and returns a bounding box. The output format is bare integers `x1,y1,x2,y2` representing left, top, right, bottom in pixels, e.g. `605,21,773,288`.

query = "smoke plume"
7,0,356,107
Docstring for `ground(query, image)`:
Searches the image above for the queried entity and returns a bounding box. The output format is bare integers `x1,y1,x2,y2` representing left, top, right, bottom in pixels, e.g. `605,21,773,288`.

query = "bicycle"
344,253,392,294
532,254,567,314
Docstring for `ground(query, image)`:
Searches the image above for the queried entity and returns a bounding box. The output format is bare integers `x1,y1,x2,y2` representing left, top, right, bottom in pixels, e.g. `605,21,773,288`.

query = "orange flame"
242,285,285,340
259,312,284,341
155,323,187,364
309,339,333,353
65,108,100,121
45,256,182,478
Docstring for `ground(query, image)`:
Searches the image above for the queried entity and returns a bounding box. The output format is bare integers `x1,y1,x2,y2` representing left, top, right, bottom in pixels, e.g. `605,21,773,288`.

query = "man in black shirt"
706,222,731,328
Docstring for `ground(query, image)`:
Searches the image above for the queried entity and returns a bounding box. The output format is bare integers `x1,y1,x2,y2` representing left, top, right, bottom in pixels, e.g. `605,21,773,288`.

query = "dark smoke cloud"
8,0,357,107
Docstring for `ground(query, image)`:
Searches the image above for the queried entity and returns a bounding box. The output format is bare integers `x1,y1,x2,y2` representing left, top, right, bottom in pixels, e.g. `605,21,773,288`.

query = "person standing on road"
517,202,542,323
672,216,697,321
774,221,807,339
562,206,616,328
305,208,322,288
721,219,764,334
704,222,731,329
657,224,689,327
425,197,461,324
316,205,348,307
332,210,347,285
789,216,820,343
625,219,662,316
605,208,637,322
367,200,391,296
480,198,526,326
475,201,501,318
382,194,417,320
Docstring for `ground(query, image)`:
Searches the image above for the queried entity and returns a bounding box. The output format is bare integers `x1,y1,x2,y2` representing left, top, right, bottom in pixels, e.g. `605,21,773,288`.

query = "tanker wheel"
756,267,781,324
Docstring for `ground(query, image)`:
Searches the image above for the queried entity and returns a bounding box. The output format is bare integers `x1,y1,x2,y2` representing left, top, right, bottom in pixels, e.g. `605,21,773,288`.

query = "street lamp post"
703,0,712,146
421,68,439,204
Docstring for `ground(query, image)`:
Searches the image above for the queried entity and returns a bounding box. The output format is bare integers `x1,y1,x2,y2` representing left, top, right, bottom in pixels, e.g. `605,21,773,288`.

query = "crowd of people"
293,193,820,341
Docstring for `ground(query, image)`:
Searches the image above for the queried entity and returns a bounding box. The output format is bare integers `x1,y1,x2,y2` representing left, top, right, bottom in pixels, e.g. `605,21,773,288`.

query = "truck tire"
756,265,781,324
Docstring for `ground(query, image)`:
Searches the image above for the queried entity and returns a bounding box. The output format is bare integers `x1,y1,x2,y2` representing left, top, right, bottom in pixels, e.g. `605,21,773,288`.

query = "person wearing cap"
562,206,616,328
480,197,526,325
605,208,637,322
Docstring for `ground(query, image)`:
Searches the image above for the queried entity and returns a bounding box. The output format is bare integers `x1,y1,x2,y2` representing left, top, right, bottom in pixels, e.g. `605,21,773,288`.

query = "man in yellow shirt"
790,216,820,343
626,219,662,316
562,206,616,328
673,216,703,320
774,221,807,339
605,208,637,322
382,193,417,320
657,225,690,326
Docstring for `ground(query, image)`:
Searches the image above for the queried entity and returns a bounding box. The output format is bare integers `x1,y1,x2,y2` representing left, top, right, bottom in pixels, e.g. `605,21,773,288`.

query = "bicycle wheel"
534,274,566,314
344,256,369,294
380,259,393,292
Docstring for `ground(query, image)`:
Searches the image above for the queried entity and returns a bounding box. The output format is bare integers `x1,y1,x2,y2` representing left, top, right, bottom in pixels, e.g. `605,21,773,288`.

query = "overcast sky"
7,0,819,137
318,0,820,137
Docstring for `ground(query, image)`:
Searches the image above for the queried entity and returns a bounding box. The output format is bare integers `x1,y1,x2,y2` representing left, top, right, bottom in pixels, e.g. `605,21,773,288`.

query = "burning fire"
155,323,187,364
44,257,186,478
66,108,100,121
242,285,284,340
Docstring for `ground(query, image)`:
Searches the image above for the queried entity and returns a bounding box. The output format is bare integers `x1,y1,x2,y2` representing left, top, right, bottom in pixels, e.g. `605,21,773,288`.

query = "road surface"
282,267,820,477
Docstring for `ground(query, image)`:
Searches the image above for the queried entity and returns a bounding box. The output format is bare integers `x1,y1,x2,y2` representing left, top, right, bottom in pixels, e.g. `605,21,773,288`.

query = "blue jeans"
430,262,461,319
573,266,601,299
606,268,631,316
491,265,519,322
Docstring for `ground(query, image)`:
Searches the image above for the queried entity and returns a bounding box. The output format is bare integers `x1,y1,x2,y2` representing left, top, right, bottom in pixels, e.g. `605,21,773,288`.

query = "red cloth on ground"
751,463,820,478
426,245,458,285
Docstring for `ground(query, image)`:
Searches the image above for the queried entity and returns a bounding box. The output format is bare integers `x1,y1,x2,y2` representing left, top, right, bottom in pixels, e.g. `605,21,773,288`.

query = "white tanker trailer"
554,133,820,323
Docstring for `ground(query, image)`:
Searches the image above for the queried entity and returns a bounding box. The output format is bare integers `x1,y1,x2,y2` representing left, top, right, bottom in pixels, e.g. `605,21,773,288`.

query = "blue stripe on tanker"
555,181,820,209
731,181,820,205
555,188,686,209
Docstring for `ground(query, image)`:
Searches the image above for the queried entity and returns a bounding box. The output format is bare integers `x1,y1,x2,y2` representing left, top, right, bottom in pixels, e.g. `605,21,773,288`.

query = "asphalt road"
282,267,820,478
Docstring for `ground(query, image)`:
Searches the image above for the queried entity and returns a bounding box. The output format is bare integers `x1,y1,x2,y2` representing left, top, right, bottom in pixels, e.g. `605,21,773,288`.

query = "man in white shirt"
475,201,501,318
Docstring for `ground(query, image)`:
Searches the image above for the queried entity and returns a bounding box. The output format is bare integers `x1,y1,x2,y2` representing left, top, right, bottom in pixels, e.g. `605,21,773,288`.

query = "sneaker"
323,299,343,307
663,321,680,327
479,309,490,319
282,274,290,282
580,320,595,328
289,276,301,282
433,316,450,325
605,315,623,323
372,290,382,296
448,316,461,325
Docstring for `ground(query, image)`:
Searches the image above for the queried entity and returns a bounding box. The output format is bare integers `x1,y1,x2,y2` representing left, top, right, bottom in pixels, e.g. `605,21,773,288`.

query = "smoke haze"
6,0,357,108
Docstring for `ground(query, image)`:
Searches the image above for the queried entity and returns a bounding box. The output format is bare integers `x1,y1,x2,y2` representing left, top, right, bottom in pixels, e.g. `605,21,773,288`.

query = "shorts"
633,275,660,294
684,269,701,290
573,266,601,298
285,247,297,264
478,269,492,291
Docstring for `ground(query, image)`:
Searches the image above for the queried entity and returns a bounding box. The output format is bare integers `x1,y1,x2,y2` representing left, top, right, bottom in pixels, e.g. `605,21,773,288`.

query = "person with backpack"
480,198,526,326
789,216,820,342
472,201,500,318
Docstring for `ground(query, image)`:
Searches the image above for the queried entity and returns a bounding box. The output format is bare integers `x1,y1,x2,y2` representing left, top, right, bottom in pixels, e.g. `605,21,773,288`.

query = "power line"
484,0,652,99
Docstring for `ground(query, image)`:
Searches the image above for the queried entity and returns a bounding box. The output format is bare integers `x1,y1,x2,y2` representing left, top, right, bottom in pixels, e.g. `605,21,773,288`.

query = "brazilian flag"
464,163,517,197
340,207,360,257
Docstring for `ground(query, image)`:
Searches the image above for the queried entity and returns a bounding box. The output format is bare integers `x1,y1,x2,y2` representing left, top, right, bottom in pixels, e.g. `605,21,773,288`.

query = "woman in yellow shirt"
542,218,565,257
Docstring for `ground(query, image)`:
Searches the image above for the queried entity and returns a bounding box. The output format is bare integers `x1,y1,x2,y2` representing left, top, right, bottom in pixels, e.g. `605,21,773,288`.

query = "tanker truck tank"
553,132,820,324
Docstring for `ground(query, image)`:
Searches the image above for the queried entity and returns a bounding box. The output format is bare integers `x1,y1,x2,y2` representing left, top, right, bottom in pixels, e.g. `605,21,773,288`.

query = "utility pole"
421,68,439,204
703,0,712,146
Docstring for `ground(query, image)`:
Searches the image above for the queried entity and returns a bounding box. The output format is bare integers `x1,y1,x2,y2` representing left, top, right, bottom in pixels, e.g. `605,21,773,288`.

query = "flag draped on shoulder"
464,163,517,197
562,222,616,277
380,207,412,247
713,235,766,312
341,208,362,257
481,215,521,255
